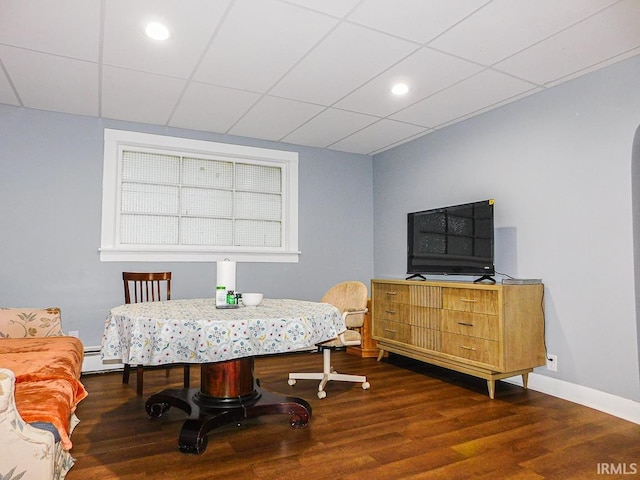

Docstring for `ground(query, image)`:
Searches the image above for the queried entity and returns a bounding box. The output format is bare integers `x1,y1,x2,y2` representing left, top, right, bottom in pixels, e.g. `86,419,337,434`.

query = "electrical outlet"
546,353,558,372
69,330,79,338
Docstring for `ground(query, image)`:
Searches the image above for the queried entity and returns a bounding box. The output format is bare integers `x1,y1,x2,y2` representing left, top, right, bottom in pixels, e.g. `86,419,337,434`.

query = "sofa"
0,307,87,480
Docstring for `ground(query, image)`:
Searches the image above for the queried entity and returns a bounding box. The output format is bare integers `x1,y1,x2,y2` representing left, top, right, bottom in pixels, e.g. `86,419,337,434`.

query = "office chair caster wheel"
362,382,370,390
317,390,327,399
288,378,296,386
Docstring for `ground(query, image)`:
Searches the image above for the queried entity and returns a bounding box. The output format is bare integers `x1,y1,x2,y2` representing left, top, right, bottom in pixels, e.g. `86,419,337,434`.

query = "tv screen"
407,199,495,281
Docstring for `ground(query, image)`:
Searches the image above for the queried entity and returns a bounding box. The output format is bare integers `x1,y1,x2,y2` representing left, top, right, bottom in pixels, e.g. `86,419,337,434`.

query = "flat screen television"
407,199,495,283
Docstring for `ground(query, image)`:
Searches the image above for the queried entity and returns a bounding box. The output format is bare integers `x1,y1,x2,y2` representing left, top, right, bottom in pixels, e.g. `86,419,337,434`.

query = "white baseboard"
81,347,640,425
505,372,640,425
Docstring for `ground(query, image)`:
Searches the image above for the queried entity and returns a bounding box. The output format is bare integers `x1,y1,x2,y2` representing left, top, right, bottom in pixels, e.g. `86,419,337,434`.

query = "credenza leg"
522,372,529,390
487,380,496,399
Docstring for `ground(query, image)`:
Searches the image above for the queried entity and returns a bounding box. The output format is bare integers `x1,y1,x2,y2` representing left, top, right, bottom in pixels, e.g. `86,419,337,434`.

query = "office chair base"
288,349,370,399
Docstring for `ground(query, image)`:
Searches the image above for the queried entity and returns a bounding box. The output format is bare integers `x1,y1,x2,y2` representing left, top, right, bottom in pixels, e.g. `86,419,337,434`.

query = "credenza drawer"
411,326,441,351
442,288,498,315
374,300,411,323
374,283,410,304
441,332,499,367
372,319,410,343
409,306,442,330
441,310,499,341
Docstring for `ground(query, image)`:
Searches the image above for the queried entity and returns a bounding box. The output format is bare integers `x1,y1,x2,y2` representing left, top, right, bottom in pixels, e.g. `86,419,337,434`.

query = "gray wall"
373,55,640,401
3,55,639,403
0,105,374,347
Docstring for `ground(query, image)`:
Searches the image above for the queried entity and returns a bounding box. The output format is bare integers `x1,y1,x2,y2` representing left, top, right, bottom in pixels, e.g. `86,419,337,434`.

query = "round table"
101,298,344,453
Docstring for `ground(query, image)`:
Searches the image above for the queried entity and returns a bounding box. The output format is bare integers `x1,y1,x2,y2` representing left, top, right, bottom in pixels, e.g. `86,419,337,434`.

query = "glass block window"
100,129,299,262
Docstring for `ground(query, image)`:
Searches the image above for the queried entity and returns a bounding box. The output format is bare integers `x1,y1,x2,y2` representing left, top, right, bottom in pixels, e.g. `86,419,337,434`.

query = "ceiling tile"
329,119,428,154
283,0,361,18
270,22,417,105
335,47,483,117
391,69,538,128
430,0,618,66
282,108,378,148
228,95,324,141
169,81,261,133
0,0,100,61
103,0,231,78
0,46,98,116
195,0,338,93
348,0,489,44
1,1,638,155
102,66,185,125
0,66,19,106
495,0,640,86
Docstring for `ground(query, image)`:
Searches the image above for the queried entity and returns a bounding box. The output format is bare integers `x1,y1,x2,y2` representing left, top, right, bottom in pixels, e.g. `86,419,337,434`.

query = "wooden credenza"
371,279,545,398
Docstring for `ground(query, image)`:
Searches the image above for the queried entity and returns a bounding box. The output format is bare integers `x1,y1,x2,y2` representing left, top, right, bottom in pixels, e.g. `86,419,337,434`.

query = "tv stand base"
405,274,426,281
474,275,496,284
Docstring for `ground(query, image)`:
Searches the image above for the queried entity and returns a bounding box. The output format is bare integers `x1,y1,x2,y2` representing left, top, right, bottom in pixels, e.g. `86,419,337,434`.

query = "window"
100,129,299,262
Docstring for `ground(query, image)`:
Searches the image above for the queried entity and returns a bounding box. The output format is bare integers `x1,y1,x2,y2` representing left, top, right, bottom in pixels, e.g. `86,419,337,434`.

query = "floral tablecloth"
101,298,344,365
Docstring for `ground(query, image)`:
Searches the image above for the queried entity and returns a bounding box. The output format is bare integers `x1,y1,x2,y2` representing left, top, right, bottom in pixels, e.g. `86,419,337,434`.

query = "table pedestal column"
145,357,312,454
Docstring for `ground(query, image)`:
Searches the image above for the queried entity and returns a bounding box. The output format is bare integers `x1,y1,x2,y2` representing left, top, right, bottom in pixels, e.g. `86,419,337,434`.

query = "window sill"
98,248,301,263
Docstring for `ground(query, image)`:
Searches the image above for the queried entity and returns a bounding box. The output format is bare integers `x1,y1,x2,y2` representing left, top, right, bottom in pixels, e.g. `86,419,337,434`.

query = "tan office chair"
288,281,370,398
122,272,190,396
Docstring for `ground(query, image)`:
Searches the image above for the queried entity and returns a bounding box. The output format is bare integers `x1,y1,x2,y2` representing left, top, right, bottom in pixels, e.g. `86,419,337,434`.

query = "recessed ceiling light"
145,22,170,41
391,83,409,96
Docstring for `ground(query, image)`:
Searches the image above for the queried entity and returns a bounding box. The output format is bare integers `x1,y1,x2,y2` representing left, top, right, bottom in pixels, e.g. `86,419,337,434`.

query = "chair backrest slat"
123,272,171,304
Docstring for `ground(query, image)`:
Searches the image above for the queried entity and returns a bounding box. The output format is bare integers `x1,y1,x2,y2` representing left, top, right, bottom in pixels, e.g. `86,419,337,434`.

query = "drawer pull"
459,345,476,351
386,291,397,295
385,310,396,314
384,328,397,333
460,298,477,303
458,322,474,327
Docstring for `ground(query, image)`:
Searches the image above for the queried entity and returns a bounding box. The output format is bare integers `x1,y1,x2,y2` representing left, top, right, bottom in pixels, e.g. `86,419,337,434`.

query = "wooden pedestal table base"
145,357,312,454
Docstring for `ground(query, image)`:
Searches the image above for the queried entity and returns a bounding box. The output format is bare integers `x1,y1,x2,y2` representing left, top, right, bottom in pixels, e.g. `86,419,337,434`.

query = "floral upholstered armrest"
0,307,64,338
0,368,67,479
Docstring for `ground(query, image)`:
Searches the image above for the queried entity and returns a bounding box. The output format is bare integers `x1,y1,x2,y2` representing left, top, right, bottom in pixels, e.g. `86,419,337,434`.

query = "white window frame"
100,129,299,262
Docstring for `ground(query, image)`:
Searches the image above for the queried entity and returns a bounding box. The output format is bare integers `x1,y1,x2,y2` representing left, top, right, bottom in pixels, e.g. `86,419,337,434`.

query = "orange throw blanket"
0,337,87,450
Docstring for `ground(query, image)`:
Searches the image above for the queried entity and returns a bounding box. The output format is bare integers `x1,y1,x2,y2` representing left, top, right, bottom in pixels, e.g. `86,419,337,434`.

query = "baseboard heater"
82,345,123,373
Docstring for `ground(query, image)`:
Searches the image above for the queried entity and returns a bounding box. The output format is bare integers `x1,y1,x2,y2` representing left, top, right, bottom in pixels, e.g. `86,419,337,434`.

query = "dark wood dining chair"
122,272,190,396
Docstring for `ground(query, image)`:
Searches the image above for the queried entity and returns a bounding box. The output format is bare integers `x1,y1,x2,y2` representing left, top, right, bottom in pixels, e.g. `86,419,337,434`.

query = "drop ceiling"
1,0,638,155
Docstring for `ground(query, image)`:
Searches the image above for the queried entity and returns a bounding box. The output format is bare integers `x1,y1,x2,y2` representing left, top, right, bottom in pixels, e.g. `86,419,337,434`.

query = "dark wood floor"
68,351,640,479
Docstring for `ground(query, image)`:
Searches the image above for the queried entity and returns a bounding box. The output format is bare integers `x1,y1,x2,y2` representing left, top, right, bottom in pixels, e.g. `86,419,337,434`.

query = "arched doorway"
632,125,640,378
